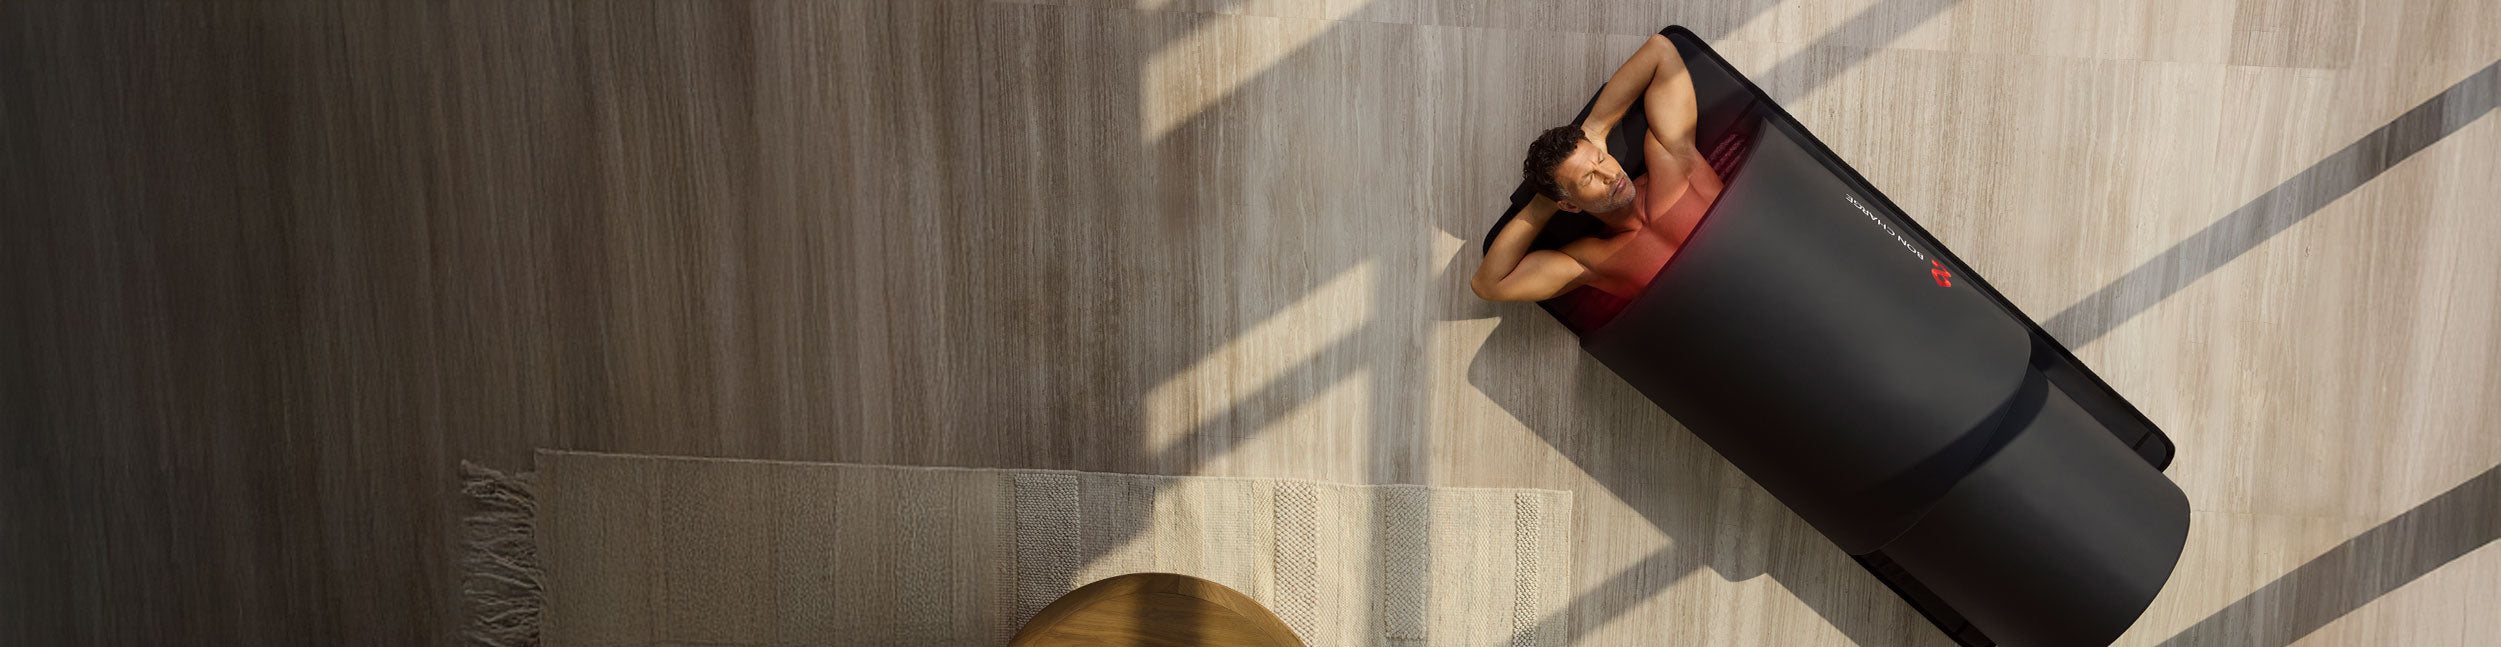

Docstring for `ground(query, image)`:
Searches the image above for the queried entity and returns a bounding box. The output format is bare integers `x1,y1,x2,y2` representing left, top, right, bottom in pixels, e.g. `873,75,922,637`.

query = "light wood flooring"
3,1,2496,645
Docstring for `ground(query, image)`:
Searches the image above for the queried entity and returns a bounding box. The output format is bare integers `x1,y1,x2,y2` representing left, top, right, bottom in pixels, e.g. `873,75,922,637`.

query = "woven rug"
461,450,1573,647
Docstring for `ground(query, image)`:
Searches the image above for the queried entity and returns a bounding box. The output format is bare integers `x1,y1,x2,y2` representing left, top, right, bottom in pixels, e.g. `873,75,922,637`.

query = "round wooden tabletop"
1008,573,1307,647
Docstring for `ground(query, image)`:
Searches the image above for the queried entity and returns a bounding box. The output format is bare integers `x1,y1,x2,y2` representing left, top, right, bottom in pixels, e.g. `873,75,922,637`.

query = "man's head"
1523,125,1635,214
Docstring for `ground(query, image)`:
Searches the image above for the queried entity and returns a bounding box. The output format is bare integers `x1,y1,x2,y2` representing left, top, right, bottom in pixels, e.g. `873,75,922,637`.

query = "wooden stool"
1009,573,1306,647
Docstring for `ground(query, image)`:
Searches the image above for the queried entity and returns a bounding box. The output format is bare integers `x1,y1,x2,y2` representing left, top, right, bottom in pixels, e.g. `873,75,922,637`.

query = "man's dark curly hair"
1523,125,1587,202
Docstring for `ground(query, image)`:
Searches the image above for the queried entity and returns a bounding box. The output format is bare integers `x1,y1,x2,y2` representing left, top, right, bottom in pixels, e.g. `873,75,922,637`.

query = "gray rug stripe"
1272,482,1321,641
895,472,949,638
1511,493,1544,647
1381,486,1431,642
1011,472,1081,624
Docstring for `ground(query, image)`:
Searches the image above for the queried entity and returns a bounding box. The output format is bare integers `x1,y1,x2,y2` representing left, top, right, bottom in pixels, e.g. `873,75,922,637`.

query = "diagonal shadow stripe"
1151,313,1396,470
2157,463,2501,647
1507,547,1694,646
1753,0,1965,99
2043,60,2501,347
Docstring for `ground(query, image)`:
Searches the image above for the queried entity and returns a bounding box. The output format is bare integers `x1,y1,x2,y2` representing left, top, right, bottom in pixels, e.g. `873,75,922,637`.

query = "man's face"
1552,138,1635,214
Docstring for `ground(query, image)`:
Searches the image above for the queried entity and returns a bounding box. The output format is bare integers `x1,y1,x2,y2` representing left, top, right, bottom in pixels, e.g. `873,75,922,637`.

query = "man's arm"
1580,35,1683,144
1638,35,1699,152
1638,43,1712,243
1471,196,1589,302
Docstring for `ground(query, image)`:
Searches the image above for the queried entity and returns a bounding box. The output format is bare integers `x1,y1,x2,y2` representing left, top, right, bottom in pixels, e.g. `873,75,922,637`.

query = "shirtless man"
1471,34,1724,302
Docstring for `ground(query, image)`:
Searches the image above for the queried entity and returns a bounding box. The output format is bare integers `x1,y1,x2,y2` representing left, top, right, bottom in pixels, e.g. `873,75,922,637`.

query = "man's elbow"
1469,277,1505,302
1476,289,1529,303
1469,275,1508,302
1472,279,1548,303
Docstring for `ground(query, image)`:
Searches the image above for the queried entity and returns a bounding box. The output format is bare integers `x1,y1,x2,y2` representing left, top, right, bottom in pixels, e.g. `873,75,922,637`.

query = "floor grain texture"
4,0,2496,645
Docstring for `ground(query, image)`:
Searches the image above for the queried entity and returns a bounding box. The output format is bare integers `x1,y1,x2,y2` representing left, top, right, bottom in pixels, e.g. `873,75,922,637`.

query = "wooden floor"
4,1,2496,645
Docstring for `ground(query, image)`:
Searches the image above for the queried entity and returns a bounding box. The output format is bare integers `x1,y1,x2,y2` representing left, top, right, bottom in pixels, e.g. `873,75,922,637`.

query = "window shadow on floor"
2157,463,2501,647
2043,60,2500,348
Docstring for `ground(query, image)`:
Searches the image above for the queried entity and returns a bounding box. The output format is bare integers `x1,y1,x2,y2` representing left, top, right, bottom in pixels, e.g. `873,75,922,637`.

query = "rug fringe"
460,460,541,647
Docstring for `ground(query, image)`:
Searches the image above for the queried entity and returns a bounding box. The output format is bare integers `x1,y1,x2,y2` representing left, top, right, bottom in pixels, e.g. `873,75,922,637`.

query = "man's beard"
1581,186,1636,214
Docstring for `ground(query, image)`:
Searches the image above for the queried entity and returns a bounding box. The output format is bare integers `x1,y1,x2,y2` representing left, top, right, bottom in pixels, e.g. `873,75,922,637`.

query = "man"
1471,34,1723,302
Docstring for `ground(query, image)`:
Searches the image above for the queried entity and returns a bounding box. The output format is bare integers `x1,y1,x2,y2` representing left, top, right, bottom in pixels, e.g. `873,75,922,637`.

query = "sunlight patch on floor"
1146,261,1375,455
1142,1,1379,141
